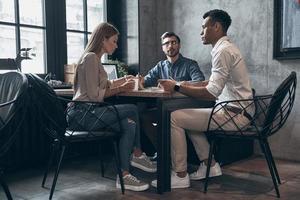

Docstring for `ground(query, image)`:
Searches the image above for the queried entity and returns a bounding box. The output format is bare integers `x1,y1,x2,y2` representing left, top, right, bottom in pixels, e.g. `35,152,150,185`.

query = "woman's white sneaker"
190,162,222,180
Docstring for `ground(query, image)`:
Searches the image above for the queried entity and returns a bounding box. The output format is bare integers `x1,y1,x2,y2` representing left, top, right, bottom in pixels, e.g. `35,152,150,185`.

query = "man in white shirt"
152,9,254,189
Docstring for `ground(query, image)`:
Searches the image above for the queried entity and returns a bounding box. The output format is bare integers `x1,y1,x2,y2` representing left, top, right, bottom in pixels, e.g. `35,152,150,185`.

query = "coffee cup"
133,78,139,91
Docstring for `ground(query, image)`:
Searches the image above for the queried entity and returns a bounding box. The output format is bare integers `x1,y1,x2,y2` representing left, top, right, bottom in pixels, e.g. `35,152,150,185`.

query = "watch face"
174,84,180,91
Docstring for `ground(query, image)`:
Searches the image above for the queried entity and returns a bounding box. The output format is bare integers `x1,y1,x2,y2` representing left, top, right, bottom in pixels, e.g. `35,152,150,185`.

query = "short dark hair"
160,32,181,44
203,9,232,33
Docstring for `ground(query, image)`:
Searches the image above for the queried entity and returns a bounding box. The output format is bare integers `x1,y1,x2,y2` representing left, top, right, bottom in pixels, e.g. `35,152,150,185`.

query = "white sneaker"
151,171,190,189
190,162,222,180
131,153,157,173
116,174,149,192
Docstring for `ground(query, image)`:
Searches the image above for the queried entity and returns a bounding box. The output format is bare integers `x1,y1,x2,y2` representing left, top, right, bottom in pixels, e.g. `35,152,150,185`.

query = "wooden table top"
119,87,175,98
55,87,185,98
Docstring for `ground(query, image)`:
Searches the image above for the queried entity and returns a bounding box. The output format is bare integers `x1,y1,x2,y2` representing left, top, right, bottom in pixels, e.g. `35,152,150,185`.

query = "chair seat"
206,125,263,138
65,129,119,142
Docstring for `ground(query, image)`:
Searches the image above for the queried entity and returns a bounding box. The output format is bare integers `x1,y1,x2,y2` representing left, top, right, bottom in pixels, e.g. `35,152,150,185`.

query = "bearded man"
138,32,205,156
139,32,205,87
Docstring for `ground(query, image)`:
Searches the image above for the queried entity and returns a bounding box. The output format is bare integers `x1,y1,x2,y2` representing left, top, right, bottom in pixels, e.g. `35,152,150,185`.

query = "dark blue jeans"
67,103,141,171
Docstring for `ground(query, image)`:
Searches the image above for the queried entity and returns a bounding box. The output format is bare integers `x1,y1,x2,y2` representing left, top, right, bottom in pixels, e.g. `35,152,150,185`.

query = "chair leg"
0,171,13,200
204,139,215,193
259,139,281,185
42,140,59,187
259,140,280,198
99,143,105,177
113,140,125,194
264,141,281,184
49,144,66,200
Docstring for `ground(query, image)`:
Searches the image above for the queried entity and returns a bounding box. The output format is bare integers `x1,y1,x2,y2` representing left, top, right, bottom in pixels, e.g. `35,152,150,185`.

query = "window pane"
66,0,84,31
20,27,45,73
67,32,84,64
19,0,44,26
0,0,15,22
0,25,16,58
87,0,104,32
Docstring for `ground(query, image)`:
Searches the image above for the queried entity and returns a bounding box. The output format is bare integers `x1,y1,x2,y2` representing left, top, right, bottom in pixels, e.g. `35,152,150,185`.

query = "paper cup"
133,78,139,91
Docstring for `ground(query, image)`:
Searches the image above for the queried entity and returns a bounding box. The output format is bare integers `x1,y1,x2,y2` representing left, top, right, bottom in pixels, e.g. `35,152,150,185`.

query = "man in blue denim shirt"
140,32,205,87
140,32,205,157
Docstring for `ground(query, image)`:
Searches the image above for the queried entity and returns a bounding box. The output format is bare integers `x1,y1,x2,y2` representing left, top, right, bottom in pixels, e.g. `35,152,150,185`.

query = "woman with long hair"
69,22,156,191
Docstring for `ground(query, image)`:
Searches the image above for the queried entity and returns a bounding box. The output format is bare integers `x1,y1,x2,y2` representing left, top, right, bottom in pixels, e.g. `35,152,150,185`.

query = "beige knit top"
73,52,111,102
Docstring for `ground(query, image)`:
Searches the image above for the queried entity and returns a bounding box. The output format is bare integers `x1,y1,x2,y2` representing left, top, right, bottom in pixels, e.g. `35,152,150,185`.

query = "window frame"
0,0,108,80
65,0,107,65
273,0,300,60
0,0,135,80
0,0,47,73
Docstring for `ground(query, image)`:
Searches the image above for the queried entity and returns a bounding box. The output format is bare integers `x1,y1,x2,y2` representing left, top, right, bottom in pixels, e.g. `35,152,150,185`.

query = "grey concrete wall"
139,0,176,75
139,0,300,161
139,0,159,75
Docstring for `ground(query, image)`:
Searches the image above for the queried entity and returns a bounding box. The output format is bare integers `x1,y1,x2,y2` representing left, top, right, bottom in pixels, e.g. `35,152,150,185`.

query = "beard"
165,48,179,57
202,40,209,45
201,37,207,44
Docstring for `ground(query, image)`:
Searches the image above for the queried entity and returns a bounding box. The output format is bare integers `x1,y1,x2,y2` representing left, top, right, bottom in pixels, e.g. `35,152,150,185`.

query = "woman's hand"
120,79,135,92
124,75,135,81
112,75,135,87
136,74,145,89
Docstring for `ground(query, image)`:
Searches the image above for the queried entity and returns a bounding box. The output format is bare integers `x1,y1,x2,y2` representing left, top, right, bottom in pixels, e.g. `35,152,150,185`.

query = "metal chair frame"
204,71,297,198
25,73,125,200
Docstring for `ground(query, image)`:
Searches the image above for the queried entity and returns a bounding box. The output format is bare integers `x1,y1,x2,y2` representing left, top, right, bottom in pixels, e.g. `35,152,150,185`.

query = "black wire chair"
25,73,125,200
204,71,297,198
0,72,29,200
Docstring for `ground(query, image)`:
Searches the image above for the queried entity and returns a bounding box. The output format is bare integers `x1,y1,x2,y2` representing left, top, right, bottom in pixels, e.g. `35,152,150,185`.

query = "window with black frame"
0,0,106,75
66,0,106,64
0,0,46,73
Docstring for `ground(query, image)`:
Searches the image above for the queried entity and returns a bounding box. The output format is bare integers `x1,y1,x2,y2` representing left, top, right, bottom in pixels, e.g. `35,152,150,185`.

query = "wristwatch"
174,82,181,92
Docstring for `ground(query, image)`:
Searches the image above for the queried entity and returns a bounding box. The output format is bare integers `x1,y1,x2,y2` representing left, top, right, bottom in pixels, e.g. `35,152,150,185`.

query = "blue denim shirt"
144,54,205,87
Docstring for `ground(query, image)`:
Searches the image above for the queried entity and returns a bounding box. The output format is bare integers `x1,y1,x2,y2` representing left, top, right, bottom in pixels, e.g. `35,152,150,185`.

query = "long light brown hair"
74,22,119,85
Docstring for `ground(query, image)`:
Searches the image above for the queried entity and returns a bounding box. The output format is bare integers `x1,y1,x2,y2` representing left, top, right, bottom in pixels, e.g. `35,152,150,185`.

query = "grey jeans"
67,103,141,171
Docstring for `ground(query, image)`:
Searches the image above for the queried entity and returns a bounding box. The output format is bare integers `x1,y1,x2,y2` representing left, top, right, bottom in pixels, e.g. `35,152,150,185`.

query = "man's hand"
158,79,176,92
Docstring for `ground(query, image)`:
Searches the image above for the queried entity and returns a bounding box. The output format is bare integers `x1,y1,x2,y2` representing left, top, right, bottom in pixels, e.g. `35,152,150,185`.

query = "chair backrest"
0,72,28,156
261,71,297,137
26,73,67,141
0,72,28,123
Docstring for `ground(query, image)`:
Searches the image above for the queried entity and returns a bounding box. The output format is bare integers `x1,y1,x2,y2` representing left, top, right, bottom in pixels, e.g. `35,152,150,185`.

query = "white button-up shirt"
206,36,254,115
